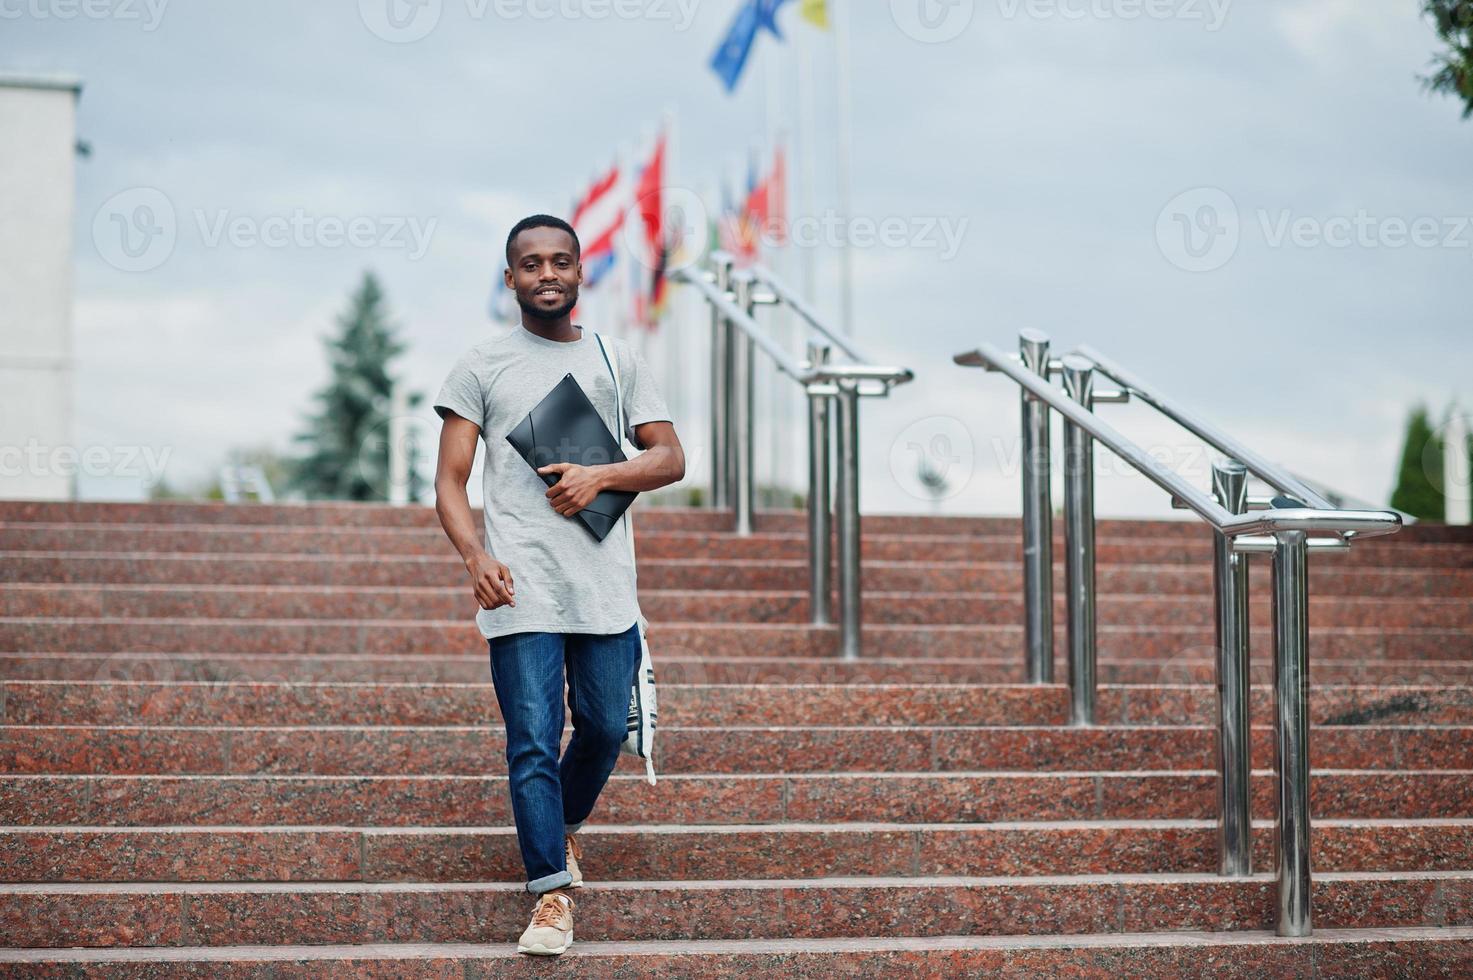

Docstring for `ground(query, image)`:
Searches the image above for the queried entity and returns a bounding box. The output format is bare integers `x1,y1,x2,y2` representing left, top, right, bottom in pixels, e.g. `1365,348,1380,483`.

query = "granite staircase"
0,500,1470,976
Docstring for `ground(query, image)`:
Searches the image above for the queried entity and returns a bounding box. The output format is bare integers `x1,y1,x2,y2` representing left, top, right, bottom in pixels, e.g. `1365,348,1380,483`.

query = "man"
432,214,684,956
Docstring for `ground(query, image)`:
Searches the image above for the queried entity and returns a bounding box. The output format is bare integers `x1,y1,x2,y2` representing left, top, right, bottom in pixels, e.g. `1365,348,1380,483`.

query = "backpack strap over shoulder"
593,332,623,444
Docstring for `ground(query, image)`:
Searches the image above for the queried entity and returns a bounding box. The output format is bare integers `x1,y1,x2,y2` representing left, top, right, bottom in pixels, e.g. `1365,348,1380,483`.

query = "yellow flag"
801,0,828,29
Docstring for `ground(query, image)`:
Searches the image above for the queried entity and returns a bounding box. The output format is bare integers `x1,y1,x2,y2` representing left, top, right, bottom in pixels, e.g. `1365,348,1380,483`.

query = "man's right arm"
434,413,516,610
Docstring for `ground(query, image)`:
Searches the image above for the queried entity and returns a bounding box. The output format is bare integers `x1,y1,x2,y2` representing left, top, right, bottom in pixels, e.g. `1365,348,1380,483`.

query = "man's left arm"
538,421,685,517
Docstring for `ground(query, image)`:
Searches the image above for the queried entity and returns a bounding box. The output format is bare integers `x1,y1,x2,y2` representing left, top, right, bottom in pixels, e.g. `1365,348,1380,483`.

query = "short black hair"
505,214,580,268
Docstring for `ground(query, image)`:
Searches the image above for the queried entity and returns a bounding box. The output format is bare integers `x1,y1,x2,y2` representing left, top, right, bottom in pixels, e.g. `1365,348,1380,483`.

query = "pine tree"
1423,2,1473,117
1389,405,1445,520
288,272,424,501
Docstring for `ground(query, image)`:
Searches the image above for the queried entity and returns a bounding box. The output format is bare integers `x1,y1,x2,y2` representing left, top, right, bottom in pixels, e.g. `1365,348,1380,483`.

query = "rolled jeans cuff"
526,869,574,894
564,820,584,835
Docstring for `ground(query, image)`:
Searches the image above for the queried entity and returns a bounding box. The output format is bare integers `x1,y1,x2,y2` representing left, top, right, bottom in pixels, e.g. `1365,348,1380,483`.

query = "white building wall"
0,76,81,501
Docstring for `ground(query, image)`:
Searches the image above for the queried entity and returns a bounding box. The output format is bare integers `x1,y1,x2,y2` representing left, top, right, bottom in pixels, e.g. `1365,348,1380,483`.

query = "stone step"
3,524,1467,567
3,680,1468,728
4,619,1464,659
7,552,1472,599
5,770,1468,826
5,652,1472,687
2,928,1471,977
3,724,1466,776
5,584,1469,630
2,871,1471,947
3,820,1469,884
7,500,1473,544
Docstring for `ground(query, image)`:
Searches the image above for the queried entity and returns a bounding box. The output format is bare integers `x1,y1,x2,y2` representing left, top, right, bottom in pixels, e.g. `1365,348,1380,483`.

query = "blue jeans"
487,620,641,894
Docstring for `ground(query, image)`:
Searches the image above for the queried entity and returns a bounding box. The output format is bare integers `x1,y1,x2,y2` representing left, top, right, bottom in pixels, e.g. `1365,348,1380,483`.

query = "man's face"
506,226,582,321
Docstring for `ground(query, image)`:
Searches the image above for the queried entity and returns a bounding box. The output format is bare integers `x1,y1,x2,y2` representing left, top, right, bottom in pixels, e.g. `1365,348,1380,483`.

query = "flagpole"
796,14,818,304
631,128,652,374
661,105,681,448
616,141,634,342
833,0,855,338
764,42,784,508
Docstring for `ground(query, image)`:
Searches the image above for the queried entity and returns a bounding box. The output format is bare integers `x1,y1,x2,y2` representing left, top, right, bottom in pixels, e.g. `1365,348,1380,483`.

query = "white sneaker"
517,890,575,956
566,833,584,888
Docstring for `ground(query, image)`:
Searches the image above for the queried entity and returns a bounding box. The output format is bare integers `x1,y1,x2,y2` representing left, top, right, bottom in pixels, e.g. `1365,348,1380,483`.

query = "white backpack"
594,333,658,786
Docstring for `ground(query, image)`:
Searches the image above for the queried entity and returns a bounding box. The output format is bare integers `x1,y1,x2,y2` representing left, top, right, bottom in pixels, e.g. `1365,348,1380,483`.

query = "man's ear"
503,267,513,289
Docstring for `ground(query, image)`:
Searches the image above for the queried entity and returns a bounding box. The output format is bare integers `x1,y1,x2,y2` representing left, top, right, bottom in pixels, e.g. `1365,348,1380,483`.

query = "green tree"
1390,405,1445,520
288,272,425,502
1423,1,1473,117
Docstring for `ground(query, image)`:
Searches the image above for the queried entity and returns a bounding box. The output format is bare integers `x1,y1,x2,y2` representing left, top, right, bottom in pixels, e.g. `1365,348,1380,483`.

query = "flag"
710,0,795,93
717,171,758,264
710,1,762,93
739,143,788,252
631,130,670,329
570,163,626,289
800,0,827,28
767,142,787,244
756,0,789,37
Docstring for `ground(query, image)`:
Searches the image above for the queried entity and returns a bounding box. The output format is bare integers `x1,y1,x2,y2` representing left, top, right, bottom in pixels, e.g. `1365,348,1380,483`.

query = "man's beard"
518,289,577,321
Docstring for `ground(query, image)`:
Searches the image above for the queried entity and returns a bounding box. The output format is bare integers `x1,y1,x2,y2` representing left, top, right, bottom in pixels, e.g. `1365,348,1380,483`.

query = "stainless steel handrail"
954,331,1403,940
678,267,913,390
674,252,913,661
956,345,1400,540
749,261,868,365
679,269,811,382
1075,344,1342,513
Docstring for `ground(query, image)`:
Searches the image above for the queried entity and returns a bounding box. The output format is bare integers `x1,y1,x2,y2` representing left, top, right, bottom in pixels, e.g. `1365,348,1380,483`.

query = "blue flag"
711,1,762,93
711,0,790,93
757,0,790,38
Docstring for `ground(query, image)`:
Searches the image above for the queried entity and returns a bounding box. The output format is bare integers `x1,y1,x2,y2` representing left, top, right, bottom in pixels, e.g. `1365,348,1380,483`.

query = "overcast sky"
4,0,1470,516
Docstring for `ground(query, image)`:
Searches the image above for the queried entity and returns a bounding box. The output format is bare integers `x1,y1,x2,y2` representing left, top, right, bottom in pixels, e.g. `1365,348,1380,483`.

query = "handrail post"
807,343,833,626
1018,329,1055,684
1060,355,1097,726
1272,527,1313,936
1212,458,1253,877
834,377,862,659
730,272,757,536
709,257,733,509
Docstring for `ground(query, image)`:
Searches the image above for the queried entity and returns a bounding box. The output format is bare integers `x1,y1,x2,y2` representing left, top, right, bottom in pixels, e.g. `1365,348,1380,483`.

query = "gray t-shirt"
433,324,672,639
